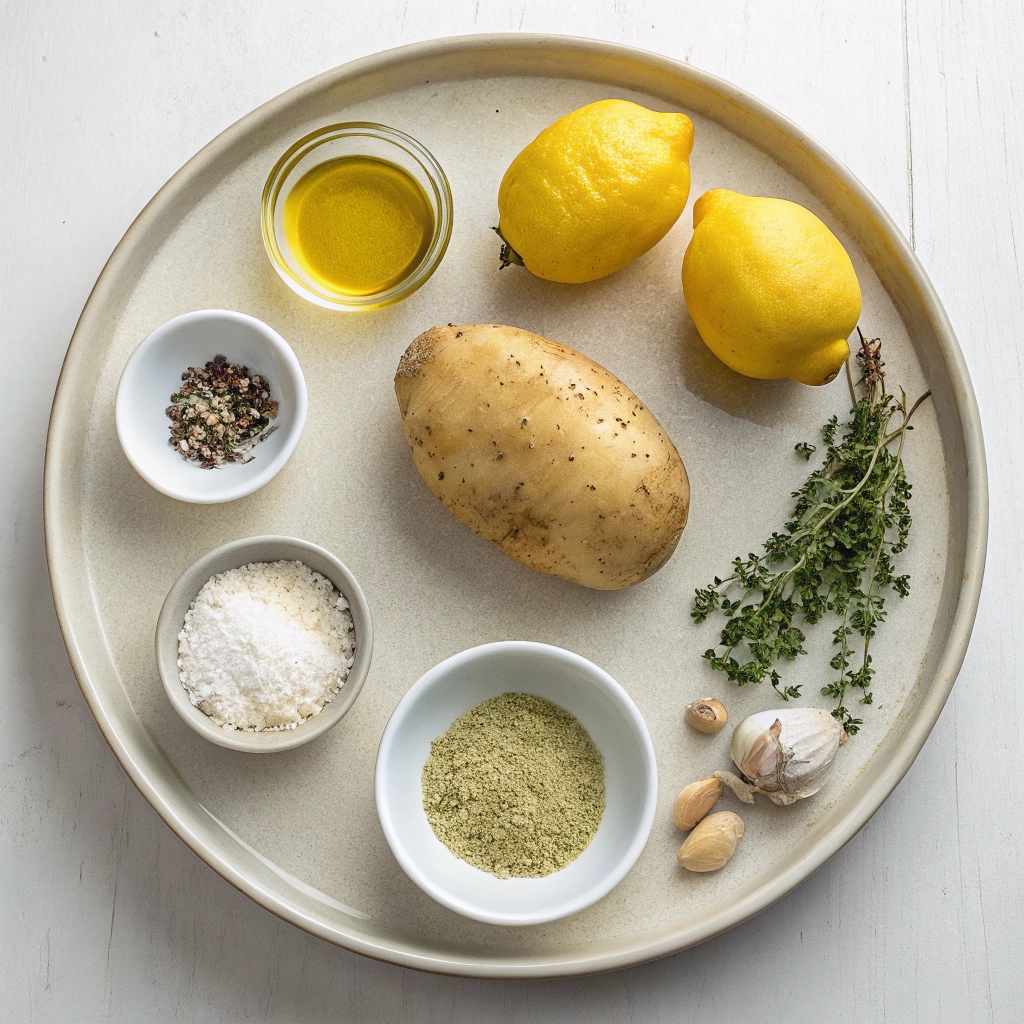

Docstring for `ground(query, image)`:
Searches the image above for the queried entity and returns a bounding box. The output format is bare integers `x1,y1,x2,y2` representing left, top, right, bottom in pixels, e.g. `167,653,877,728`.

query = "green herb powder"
422,693,605,878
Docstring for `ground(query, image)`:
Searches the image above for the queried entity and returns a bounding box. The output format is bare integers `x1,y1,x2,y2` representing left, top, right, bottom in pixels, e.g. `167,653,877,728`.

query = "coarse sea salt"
177,560,356,732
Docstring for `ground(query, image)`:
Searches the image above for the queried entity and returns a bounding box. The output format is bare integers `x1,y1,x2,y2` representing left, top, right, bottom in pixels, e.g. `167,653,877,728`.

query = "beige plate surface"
44,35,987,978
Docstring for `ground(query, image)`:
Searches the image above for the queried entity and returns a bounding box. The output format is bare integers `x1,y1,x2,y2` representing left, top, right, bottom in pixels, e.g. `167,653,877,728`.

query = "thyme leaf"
692,332,930,734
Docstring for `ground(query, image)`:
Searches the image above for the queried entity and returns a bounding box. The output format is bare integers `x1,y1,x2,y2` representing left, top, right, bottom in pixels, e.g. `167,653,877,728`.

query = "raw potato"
395,324,690,590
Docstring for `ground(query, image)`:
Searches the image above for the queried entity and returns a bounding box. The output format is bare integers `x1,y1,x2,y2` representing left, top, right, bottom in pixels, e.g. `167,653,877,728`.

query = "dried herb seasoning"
166,355,278,468
421,693,605,878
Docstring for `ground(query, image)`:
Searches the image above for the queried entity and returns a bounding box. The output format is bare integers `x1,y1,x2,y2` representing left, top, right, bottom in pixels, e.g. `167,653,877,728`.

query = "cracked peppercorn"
166,354,279,469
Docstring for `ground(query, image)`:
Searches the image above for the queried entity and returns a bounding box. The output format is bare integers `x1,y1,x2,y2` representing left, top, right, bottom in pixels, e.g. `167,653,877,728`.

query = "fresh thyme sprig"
692,332,931,734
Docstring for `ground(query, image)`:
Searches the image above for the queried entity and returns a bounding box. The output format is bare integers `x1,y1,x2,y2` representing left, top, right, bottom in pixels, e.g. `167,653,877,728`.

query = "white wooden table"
2,1,1020,1019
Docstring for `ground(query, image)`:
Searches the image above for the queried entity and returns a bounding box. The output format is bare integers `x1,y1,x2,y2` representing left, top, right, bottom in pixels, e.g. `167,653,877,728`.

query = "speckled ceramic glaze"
44,36,987,977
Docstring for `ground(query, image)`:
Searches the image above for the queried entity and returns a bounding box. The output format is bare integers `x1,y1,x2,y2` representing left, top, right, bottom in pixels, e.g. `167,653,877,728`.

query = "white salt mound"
177,560,356,731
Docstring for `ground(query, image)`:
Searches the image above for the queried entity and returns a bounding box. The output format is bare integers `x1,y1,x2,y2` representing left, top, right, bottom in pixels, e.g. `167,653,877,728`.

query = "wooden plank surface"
1,0,1020,1019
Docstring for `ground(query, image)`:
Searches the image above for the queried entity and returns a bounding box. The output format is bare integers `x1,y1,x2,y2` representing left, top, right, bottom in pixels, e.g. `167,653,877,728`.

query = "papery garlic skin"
730,708,842,805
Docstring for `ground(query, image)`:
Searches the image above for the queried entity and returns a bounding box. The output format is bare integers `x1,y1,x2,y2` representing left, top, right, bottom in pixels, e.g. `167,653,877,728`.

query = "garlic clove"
673,777,723,830
685,697,729,733
730,708,842,802
677,811,745,872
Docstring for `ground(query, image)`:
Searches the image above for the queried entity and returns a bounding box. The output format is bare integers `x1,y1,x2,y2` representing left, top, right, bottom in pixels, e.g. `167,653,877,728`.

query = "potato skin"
395,324,689,590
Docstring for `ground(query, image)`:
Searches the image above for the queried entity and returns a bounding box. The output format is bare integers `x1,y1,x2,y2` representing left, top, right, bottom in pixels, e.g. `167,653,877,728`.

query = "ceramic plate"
44,35,987,977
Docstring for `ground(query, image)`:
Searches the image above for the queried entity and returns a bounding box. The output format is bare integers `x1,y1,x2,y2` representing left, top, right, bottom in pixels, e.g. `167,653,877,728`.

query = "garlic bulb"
727,708,842,806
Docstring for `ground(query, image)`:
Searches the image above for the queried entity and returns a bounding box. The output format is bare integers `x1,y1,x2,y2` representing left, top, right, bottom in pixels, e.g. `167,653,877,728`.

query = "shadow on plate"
675,316,806,428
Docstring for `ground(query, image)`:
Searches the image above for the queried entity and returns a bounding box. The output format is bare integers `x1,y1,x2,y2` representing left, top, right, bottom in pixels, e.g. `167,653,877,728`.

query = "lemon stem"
491,226,525,270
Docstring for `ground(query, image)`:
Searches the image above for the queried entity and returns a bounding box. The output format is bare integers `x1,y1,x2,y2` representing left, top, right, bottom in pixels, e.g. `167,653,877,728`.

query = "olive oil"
283,156,434,297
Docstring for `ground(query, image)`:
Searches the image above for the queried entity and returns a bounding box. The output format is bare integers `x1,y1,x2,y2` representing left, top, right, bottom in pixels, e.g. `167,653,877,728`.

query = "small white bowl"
155,536,373,752
375,642,657,926
116,310,307,503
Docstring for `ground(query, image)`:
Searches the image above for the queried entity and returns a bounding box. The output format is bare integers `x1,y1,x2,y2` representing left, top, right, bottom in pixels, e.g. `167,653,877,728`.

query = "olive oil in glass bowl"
262,123,453,311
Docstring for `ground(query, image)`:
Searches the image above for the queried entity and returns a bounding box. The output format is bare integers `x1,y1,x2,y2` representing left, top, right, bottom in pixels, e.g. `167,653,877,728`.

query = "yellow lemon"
496,99,694,284
681,189,861,386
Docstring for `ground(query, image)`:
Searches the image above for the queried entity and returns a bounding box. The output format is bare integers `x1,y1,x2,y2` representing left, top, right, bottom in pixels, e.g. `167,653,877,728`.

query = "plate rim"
43,32,989,978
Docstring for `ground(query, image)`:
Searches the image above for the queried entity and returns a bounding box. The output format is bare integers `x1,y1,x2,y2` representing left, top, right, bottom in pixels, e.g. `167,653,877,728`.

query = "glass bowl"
261,123,453,311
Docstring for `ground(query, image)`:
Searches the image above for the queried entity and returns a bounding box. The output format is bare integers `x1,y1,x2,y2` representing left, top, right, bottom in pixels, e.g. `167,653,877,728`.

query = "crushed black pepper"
166,354,279,469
